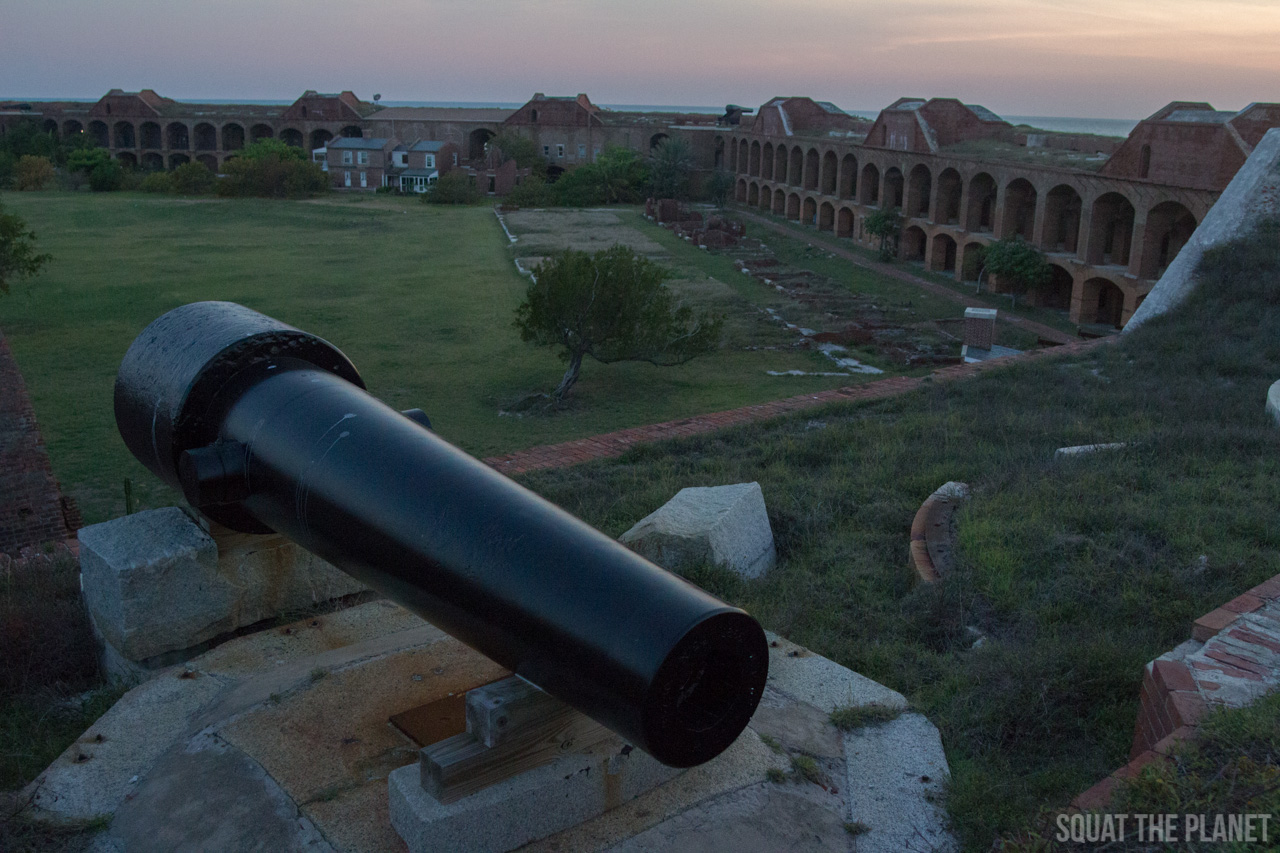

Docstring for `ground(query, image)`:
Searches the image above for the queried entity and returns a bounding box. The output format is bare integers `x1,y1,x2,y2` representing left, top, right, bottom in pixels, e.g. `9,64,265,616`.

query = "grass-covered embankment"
516,221,1280,848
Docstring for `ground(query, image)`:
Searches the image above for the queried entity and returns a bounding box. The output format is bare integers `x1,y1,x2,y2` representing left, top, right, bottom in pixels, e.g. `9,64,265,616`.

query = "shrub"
503,176,553,208
423,170,481,205
170,161,217,195
14,155,55,191
140,171,173,193
88,160,123,192
215,139,328,198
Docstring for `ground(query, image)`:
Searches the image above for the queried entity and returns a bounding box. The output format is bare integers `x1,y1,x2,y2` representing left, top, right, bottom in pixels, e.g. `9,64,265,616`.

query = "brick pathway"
732,209,1078,346
484,337,1112,475
0,331,82,555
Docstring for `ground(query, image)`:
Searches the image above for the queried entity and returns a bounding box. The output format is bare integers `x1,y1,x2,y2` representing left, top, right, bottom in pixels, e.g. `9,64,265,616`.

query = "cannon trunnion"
114,301,768,768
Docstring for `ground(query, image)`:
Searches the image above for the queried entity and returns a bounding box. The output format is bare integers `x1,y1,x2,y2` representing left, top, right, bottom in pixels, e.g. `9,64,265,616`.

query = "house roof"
328,137,389,149
409,140,445,152
399,169,439,178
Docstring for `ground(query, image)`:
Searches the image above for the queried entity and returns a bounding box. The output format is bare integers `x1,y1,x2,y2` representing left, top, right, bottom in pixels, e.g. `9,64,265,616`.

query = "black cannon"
114,301,768,768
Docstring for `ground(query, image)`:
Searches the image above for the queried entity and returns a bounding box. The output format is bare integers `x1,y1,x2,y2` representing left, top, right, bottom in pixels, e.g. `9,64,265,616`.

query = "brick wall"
0,331,81,556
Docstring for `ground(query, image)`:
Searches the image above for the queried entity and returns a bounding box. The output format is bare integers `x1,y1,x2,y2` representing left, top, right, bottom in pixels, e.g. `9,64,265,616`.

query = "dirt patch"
503,209,669,258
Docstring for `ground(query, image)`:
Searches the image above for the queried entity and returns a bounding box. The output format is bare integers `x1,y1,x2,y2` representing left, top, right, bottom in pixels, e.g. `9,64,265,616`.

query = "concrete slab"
844,712,955,853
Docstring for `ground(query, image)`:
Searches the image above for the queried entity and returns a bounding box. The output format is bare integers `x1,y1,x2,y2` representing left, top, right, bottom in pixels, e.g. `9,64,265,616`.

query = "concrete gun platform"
23,600,955,852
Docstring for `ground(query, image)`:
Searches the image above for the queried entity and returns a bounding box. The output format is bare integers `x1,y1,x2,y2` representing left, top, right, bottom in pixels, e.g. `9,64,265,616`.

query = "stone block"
619,482,775,579
79,507,367,668
1268,380,1280,425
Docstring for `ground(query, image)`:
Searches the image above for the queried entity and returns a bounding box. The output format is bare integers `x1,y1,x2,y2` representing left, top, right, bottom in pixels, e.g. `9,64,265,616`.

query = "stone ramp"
27,602,955,852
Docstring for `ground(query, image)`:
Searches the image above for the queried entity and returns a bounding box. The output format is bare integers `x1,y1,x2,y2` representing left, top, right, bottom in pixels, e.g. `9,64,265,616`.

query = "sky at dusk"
2,0,1277,120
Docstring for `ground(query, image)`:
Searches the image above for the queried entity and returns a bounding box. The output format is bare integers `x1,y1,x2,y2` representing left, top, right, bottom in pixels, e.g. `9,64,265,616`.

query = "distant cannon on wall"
113,301,768,768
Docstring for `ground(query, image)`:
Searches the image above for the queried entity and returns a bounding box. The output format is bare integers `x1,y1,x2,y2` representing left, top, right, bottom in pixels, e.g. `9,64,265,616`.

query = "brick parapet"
0,330,82,556
1072,572,1280,810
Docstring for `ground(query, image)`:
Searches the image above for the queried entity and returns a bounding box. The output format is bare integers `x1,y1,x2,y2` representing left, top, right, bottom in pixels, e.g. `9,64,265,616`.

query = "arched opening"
961,242,986,282
859,163,880,206
1001,178,1037,240
310,129,333,151
1140,201,1197,279
773,145,788,184
652,132,671,152
906,164,932,219
929,233,958,273
469,128,495,160
1079,277,1125,327
761,143,774,180
112,121,136,149
839,153,857,199
1030,264,1075,310
736,178,747,202
884,167,904,210
801,196,817,225
786,193,800,220
166,122,189,150
530,109,539,123
936,168,962,225
1139,145,1152,179
87,120,109,148
139,122,161,149
222,123,245,151
250,123,274,143
280,128,303,148
773,189,786,215
821,150,838,195
1088,192,1136,266
804,148,819,191
837,207,854,238
758,185,772,212
788,148,802,187
196,154,218,172
818,201,835,231
116,152,137,168
738,139,749,174
902,226,927,262
1044,184,1082,253
194,123,217,151
341,125,363,138
62,119,84,138
141,152,164,171
713,136,724,170
747,141,761,176
728,138,738,172
169,153,190,169
41,119,58,138
748,182,760,206
965,172,997,232
545,164,565,182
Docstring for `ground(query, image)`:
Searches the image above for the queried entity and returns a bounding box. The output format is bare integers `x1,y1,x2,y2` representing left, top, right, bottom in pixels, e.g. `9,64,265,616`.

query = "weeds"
830,704,902,731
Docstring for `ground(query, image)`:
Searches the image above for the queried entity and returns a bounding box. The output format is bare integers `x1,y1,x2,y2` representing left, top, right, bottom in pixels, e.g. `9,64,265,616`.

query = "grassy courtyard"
1,192,901,524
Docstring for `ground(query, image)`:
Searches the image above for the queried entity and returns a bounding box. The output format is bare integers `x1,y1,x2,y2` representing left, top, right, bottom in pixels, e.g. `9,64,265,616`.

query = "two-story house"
325,137,397,190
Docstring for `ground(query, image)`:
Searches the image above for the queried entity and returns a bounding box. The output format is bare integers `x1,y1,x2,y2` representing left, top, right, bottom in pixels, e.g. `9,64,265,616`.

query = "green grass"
1,192,898,523
514,222,1280,849
829,703,902,731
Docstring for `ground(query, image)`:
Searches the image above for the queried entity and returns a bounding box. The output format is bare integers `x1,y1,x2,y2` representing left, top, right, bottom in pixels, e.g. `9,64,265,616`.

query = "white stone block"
619,482,776,579
1267,379,1280,425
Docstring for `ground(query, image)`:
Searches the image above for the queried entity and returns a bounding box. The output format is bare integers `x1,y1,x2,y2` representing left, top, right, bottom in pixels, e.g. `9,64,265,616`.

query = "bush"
14,155,55,191
504,176,553,208
170,161,216,195
140,171,173,193
88,160,123,192
215,140,328,199
423,170,481,205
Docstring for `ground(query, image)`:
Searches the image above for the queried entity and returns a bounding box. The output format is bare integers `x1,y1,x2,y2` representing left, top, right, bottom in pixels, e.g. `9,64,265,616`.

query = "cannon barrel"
113,301,768,768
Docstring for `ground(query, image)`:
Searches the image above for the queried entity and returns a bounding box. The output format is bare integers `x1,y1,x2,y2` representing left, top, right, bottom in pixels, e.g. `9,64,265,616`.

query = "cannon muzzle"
113,301,768,768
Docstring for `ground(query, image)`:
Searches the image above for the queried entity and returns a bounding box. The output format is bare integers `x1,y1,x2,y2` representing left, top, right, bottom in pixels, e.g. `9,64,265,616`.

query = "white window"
425,154,435,169
343,171,351,187
357,151,369,165
577,144,586,159
360,171,367,188
557,144,564,158
342,151,353,165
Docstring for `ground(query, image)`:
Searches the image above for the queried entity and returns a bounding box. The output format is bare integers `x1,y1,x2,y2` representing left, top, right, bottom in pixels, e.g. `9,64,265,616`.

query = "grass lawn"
1,192,897,524
515,222,1280,849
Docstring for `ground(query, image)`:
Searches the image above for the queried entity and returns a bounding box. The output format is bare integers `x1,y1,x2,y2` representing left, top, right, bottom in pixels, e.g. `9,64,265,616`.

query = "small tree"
864,209,903,261
0,202,52,295
705,170,734,208
980,237,1051,305
514,245,722,401
423,170,480,204
650,137,694,200
217,140,327,198
489,132,546,179
170,161,217,195
88,160,123,192
15,156,55,191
